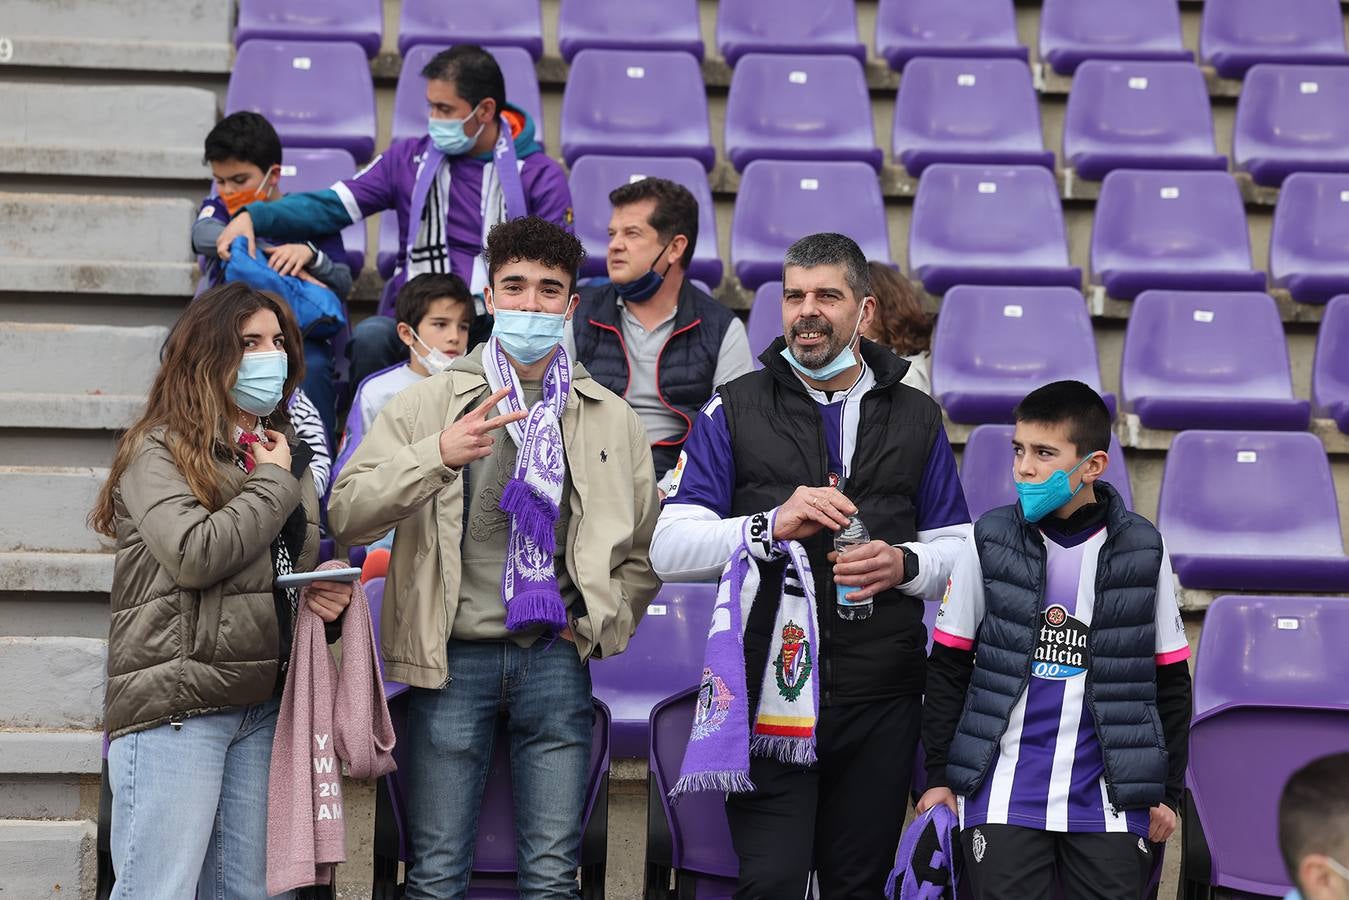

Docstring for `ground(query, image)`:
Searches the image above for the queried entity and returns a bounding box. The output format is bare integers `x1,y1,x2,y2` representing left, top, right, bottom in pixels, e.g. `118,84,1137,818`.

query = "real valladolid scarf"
672,512,820,798
482,336,571,633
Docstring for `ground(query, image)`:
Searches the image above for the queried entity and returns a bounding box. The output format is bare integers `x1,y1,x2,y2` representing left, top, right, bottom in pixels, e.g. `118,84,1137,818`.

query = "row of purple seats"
237,0,1349,80
1040,0,1349,77
1183,594,1349,897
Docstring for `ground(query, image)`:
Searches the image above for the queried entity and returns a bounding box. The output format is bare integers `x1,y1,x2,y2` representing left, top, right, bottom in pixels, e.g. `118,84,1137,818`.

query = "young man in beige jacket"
329,216,660,899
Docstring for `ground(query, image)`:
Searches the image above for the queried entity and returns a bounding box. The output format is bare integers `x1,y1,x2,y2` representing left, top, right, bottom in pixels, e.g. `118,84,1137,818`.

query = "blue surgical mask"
428,103,483,156
1015,454,1093,523
492,309,566,365
613,240,674,303
231,350,288,417
779,301,867,382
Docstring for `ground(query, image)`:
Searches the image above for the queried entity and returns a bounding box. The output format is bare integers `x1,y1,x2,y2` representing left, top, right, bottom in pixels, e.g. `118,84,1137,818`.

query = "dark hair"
867,262,932,356
395,273,472,330
608,177,699,270
783,232,872,300
484,216,586,293
203,111,282,173
420,45,507,113
1280,752,1349,885
1013,380,1112,455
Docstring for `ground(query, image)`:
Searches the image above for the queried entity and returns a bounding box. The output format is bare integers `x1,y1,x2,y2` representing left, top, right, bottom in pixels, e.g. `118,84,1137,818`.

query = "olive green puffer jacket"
104,427,319,738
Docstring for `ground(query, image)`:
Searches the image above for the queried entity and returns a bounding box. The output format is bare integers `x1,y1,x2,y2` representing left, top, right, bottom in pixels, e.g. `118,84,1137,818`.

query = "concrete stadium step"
0,83,217,181
6,0,232,73
0,193,196,296
0,322,164,431
0,819,97,898
0,636,106,730
0,551,113,594
0,467,107,554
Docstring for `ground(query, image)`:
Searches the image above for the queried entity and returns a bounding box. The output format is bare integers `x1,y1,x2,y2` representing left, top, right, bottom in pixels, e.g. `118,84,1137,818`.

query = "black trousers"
725,695,921,900
960,824,1154,900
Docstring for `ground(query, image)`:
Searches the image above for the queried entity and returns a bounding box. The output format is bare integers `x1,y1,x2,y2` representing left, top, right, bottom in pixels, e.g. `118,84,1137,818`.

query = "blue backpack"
223,236,346,339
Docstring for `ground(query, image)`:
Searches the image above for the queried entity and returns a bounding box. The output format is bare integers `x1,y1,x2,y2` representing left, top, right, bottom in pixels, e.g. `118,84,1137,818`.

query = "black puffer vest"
946,482,1169,810
575,278,737,473
720,339,941,706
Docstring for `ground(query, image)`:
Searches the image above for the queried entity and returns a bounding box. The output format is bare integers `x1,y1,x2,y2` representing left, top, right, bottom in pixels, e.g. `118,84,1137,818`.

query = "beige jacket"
328,347,660,688
105,427,320,738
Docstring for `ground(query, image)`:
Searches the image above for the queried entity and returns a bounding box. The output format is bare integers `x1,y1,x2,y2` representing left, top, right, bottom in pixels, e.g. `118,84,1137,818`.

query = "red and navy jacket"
574,278,738,474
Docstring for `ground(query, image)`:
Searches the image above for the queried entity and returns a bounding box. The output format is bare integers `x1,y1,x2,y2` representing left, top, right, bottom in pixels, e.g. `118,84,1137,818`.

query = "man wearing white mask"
329,217,659,899
216,44,574,391
650,233,972,899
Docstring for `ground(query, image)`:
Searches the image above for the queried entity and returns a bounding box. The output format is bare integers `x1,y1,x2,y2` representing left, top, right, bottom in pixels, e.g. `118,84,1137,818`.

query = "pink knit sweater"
267,563,397,894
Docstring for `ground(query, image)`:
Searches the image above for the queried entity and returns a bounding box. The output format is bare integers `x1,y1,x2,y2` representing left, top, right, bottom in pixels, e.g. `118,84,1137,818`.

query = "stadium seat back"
235,0,382,58
1121,290,1309,431
746,281,784,363
716,0,865,66
559,0,703,62
279,147,366,273
1235,64,1349,188
1200,0,1348,79
875,0,1025,71
1313,296,1349,430
591,582,718,758
398,0,543,59
1039,0,1192,76
1270,173,1349,303
893,57,1053,176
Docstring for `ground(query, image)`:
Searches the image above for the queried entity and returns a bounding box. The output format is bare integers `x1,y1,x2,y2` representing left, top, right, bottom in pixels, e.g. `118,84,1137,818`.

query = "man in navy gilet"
567,177,753,492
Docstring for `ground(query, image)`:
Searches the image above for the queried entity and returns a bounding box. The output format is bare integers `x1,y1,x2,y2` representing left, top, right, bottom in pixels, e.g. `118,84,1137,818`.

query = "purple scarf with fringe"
885,804,960,900
671,513,819,799
482,336,571,633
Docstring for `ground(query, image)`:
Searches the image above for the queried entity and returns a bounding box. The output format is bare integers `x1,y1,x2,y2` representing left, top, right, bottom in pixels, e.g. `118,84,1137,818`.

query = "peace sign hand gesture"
439,386,528,470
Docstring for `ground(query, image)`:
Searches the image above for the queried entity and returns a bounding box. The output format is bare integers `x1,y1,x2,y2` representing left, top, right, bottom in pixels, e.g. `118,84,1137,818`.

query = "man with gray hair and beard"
650,233,972,898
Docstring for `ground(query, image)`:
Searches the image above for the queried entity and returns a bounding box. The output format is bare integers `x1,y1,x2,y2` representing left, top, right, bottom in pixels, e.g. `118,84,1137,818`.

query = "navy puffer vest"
575,278,736,473
946,482,1169,810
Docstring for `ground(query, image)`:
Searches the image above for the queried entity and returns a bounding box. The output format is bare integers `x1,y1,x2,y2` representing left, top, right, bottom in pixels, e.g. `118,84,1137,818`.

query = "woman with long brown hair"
864,261,934,394
91,283,350,899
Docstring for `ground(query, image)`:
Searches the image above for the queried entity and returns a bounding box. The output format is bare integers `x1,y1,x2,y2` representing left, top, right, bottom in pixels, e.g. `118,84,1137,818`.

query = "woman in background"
865,261,934,395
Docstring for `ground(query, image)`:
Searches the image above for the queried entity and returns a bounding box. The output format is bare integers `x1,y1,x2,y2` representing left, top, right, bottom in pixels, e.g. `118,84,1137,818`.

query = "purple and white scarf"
482,336,571,632
671,512,820,798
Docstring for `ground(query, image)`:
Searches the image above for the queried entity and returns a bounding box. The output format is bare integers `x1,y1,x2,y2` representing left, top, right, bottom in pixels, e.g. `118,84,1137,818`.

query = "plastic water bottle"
834,514,872,621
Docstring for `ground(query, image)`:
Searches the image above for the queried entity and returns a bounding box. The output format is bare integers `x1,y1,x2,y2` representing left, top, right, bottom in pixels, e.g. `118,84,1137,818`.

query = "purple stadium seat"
931,285,1113,424
961,424,1134,520
397,0,542,59
909,164,1081,295
279,147,366,273
1121,291,1310,431
746,281,783,363
716,0,865,66
1090,170,1265,299
1200,0,1348,80
732,160,890,291
225,40,376,164
893,58,1053,176
1313,295,1349,433
234,0,382,58
1064,61,1226,182
1185,595,1349,897
876,0,1026,72
1157,430,1349,591
568,155,722,286
374,695,610,896
591,582,717,758
1234,64,1349,188
392,44,543,143
558,0,703,62
561,50,714,170
726,54,881,172
1271,174,1349,304
1039,0,1192,76
645,689,740,898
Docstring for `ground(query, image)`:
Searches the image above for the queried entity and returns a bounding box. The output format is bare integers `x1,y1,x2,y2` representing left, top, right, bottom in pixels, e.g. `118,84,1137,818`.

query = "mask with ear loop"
220,166,279,217
780,296,870,382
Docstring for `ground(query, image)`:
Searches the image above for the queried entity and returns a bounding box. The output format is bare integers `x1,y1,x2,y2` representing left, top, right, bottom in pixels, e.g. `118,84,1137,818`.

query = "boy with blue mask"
919,380,1193,900
328,216,658,899
1280,753,1349,900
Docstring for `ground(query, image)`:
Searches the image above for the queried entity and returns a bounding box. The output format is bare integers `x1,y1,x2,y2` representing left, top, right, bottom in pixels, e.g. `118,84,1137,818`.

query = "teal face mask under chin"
1014,454,1093,523
779,302,866,382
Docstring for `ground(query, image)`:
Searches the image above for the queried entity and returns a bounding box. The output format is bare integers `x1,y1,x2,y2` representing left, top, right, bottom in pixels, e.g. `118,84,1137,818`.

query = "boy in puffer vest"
918,380,1192,900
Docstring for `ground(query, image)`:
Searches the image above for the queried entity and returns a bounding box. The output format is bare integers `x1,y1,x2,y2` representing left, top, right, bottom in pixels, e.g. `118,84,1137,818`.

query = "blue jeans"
302,337,337,442
108,698,293,900
404,637,593,899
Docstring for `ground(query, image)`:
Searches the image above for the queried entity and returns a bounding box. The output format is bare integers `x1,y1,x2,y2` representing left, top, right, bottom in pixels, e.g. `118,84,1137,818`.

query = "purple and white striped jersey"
934,527,1189,838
